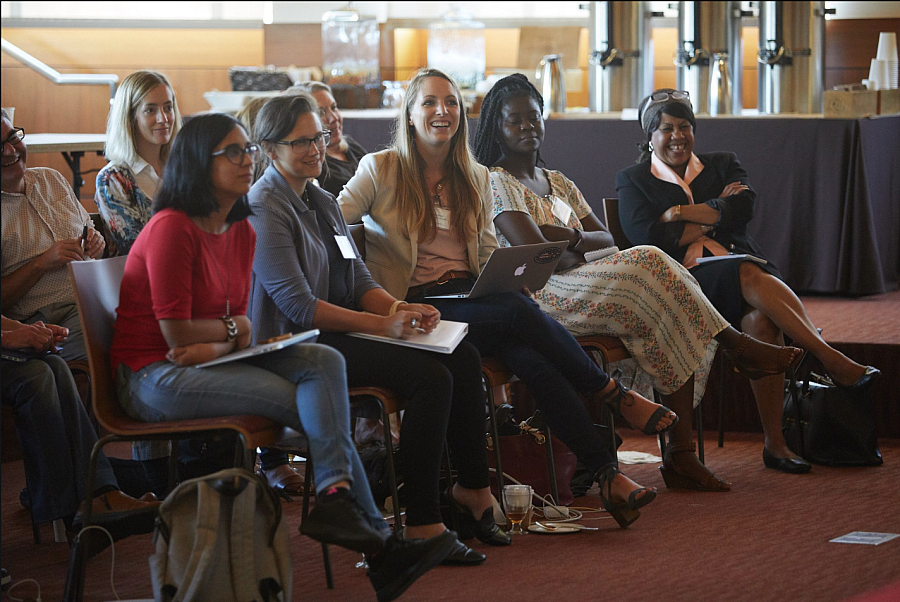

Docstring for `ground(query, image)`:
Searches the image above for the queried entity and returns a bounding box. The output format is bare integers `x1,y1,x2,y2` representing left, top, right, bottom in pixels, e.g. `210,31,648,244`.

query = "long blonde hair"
104,70,181,167
392,68,483,244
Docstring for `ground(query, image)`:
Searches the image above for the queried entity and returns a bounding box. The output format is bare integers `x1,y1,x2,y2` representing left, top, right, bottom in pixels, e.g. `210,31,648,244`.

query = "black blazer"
615,151,776,275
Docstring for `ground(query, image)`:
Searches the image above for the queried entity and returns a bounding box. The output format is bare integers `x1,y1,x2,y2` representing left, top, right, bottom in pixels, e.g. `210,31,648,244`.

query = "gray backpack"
150,468,293,602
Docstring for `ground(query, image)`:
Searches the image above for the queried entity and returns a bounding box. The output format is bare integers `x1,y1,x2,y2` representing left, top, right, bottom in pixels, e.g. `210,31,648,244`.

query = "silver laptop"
195,329,319,368
426,241,566,300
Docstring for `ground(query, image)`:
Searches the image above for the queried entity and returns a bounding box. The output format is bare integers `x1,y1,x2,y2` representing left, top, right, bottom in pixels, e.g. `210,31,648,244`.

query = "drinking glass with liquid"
502,484,532,535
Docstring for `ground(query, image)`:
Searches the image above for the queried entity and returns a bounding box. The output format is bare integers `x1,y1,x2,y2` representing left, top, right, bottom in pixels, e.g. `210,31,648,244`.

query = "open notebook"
195,329,320,368
347,320,468,354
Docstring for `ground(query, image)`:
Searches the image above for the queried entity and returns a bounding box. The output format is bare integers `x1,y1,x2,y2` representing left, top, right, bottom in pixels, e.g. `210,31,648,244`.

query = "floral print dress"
95,163,153,255
490,167,728,405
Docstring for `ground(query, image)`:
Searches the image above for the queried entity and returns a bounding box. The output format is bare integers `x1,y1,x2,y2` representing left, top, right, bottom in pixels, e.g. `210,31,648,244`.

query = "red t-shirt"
111,208,256,372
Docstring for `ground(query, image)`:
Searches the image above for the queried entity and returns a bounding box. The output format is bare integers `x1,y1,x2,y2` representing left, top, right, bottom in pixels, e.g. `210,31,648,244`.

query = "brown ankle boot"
659,441,731,492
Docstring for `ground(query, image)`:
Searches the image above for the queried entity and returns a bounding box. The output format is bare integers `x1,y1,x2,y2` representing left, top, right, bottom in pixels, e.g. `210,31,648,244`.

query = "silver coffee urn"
758,1,828,114
587,1,654,112
675,1,745,116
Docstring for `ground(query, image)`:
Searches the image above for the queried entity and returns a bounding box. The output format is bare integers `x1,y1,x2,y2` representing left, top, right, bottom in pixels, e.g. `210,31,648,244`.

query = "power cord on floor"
6,578,41,602
74,524,120,601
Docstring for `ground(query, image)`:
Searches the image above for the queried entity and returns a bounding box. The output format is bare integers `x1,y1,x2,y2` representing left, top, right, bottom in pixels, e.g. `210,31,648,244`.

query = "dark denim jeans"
427,291,617,475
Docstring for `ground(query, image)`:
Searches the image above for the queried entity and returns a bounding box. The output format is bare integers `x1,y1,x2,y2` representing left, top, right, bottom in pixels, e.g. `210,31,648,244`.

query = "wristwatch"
221,316,238,342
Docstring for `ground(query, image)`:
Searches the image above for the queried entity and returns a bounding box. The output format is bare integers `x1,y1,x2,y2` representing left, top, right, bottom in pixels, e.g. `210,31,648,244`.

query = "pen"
81,225,88,254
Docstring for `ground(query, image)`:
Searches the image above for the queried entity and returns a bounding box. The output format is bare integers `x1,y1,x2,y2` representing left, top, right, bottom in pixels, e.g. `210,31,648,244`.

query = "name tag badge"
334,235,357,259
550,196,572,225
435,207,451,231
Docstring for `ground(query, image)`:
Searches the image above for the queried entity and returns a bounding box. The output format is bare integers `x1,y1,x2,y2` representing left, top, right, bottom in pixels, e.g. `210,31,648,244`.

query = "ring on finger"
411,318,418,328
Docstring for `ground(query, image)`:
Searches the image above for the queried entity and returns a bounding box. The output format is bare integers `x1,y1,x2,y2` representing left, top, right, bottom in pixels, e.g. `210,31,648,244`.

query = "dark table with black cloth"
343,113,899,296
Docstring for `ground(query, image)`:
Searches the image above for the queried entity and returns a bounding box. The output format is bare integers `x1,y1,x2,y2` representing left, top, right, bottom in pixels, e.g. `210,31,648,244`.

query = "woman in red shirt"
110,113,455,601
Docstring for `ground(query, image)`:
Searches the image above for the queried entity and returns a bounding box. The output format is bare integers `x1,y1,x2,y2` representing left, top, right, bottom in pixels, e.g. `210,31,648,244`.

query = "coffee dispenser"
758,1,829,114
675,1,744,115
588,1,653,112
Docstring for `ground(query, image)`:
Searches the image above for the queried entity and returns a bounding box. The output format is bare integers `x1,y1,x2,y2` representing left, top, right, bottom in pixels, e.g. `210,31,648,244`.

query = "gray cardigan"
247,165,380,343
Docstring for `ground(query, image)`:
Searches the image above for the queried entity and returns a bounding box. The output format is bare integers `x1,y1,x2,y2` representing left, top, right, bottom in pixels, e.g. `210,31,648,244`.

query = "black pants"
420,291,618,476
318,332,489,526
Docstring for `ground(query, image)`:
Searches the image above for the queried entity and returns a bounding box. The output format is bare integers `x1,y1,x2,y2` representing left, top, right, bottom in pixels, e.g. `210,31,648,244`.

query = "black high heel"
446,488,511,546
595,373,678,436
595,465,656,529
832,366,881,391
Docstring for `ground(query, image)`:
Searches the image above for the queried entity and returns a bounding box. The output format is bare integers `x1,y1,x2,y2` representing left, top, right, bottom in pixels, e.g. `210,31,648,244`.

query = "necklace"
432,180,445,204
200,226,232,318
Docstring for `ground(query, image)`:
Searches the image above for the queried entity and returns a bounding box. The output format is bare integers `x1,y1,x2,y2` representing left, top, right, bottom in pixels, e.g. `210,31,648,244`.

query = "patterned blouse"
489,166,593,247
95,162,154,255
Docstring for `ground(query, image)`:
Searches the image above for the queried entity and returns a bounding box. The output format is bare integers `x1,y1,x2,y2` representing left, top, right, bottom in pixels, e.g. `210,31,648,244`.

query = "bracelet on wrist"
221,316,238,342
389,300,407,316
570,229,585,251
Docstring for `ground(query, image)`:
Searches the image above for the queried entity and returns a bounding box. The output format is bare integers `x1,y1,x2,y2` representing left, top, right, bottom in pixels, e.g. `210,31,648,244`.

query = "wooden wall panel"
0,28,263,68
263,23,322,69
825,18,900,89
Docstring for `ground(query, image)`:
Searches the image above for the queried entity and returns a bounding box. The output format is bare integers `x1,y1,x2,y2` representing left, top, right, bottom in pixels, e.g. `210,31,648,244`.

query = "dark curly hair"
474,73,545,167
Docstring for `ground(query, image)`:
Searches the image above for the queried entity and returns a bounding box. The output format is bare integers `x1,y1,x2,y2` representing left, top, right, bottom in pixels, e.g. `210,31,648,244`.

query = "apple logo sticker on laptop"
514,264,527,276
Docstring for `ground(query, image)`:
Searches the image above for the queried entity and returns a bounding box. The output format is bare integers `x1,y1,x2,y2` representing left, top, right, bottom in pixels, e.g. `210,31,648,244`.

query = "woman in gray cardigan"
247,93,509,567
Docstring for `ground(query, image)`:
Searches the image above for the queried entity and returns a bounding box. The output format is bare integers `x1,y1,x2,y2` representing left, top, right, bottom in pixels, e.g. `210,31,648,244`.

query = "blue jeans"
426,292,618,474
1,354,117,522
121,343,387,533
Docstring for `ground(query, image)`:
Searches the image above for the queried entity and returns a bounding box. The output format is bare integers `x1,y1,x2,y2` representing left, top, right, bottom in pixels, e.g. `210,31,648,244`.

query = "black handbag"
782,357,882,467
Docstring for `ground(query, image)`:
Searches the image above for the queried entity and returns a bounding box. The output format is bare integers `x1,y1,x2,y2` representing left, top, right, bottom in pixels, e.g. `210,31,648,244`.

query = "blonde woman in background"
236,96,272,183
96,70,181,255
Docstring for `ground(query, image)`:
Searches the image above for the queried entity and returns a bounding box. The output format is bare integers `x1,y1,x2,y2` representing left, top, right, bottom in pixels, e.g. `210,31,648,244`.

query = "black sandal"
595,465,656,529
595,375,678,436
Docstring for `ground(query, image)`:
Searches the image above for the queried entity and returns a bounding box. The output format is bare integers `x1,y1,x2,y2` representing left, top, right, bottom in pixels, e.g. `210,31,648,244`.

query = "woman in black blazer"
616,89,879,474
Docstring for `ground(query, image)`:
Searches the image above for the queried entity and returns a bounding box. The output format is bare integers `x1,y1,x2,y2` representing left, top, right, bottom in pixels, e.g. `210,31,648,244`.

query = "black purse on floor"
782,356,882,467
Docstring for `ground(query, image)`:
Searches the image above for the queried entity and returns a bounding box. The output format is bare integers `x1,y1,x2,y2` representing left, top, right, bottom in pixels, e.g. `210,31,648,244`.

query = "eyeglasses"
3,127,25,146
272,131,331,154
212,143,262,165
650,90,690,102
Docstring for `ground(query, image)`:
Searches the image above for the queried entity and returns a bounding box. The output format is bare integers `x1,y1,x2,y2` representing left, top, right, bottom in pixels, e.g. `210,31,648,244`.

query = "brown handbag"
487,421,578,506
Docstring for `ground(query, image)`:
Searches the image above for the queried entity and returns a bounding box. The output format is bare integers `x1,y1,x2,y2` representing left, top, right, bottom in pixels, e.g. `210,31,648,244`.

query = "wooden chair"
63,256,297,602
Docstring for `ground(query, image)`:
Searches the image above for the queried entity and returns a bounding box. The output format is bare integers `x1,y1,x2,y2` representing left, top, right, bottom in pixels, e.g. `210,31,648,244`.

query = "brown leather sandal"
724,333,802,380
659,441,731,492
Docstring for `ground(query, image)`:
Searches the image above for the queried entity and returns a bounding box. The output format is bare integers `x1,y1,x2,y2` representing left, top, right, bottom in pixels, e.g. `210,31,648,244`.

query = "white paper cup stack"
876,32,898,89
869,59,889,90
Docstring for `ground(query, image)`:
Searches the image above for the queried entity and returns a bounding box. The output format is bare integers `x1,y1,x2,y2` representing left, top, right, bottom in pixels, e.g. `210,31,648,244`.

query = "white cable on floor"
75,524,119,601
6,577,41,602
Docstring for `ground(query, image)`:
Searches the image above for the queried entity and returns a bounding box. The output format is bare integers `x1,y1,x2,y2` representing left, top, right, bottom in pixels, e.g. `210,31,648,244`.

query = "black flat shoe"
446,488,511,546
440,537,487,566
763,448,812,474
833,366,881,391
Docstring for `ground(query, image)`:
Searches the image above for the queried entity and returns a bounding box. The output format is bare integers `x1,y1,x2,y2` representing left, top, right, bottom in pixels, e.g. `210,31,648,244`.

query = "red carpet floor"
3,432,899,602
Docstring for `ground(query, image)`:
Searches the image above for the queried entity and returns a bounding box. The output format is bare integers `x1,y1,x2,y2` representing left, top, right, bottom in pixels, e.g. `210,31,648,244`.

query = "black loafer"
367,530,456,602
300,489,386,555
834,366,881,391
763,448,812,474
440,537,486,566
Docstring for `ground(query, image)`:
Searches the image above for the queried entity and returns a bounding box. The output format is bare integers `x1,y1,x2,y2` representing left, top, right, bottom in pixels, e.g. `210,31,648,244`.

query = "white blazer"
338,149,499,300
